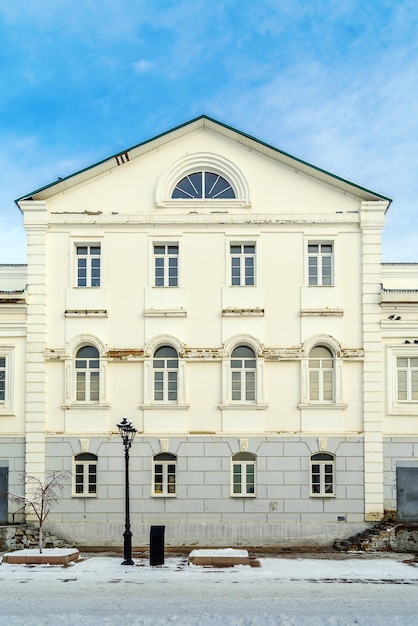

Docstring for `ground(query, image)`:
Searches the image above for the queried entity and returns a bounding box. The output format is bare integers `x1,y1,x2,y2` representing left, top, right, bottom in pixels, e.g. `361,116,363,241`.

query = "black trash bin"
150,525,165,566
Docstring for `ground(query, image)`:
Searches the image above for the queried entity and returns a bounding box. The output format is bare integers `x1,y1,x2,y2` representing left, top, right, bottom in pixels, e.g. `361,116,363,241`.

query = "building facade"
1,116,417,547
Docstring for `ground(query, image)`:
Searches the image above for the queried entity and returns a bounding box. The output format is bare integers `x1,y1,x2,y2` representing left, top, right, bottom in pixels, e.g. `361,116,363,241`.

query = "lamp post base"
122,528,134,565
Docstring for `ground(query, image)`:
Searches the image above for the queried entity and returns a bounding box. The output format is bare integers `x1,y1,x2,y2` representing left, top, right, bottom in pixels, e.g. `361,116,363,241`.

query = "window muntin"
230,244,255,286
310,453,335,496
154,244,178,287
172,171,235,199
308,243,333,286
232,452,256,496
75,346,100,402
309,346,334,402
397,357,418,401
0,356,5,402
231,346,256,402
76,245,101,287
153,346,178,402
153,453,177,496
74,453,97,496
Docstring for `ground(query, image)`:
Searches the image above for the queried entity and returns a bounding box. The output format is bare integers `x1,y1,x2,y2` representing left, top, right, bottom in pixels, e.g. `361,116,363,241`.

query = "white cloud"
132,59,154,73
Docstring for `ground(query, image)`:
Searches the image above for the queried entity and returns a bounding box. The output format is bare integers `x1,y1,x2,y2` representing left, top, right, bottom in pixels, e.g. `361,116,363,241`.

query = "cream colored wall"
37,128,372,443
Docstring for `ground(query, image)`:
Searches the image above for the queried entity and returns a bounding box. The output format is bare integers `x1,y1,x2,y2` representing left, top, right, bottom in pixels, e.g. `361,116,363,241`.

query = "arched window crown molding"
302,334,341,357
222,335,263,358
155,152,250,207
144,335,185,357
65,334,107,359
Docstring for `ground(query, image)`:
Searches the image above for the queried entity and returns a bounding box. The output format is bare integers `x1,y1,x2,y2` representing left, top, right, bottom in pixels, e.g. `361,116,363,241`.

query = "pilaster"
360,200,389,520
21,201,49,482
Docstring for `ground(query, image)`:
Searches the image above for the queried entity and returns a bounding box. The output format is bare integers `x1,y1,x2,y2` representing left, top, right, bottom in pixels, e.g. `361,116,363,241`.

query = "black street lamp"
116,416,137,565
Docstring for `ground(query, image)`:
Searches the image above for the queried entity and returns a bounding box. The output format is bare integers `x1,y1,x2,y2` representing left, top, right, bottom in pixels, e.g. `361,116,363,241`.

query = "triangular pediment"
16,115,390,207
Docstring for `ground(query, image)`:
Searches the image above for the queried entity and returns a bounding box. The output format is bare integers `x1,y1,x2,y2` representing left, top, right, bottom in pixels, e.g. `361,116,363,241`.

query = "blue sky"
1,0,418,263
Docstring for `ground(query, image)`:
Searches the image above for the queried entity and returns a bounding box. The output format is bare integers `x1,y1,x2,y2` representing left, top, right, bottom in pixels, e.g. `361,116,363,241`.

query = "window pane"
246,464,255,493
398,371,407,400
309,372,319,400
245,371,255,401
90,372,100,401
76,372,86,401
412,371,418,400
233,464,242,494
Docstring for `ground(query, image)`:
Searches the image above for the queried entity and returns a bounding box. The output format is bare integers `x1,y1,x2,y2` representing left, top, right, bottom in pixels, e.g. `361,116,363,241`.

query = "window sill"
63,403,110,410
230,493,256,498
141,403,190,410
388,403,418,416
310,493,336,498
298,402,347,410
152,493,177,498
144,308,187,317
71,494,97,498
219,403,268,410
0,407,14,416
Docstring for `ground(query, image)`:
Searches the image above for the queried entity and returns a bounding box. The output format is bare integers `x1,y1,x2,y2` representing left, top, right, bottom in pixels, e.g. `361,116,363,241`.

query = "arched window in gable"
172,171,235,199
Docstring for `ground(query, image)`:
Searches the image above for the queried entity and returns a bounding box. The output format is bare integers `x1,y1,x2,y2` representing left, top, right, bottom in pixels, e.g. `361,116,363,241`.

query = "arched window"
73,452,97,496
231,346,256,402
308,346,334,402
153,453,177,496
310,453,335,496
231,452,256,496
153,346,178,402
75,346,100,402
172,171,235,199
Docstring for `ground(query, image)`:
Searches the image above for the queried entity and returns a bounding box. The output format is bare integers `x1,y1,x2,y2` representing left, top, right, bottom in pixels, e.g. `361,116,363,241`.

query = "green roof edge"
15,114,392,205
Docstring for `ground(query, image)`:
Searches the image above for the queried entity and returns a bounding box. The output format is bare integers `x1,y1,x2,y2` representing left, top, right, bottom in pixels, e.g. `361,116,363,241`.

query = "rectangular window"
308,243,333,286
0,356,5,402
76,245,101,287
154,244,178,287
311,454,335,496
74,456,97,496
232,461,255,495
232,371,255,401
153,459,177,496
230,244,255,286
397,357,418,401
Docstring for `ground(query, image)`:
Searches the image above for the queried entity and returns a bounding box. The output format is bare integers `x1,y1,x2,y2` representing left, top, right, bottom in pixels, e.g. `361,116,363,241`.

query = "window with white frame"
231,346,256,402
397,356,418,401
154,244,179,287
308,243,333,286
73,453,97,496
153,346,178,402
75,346,100,402
232,452,256,496
76,245,101,287
230,244,255,286
309,346,334,402
310,453,335,496
0,347,13,414
172,171,235,199
0,356,5,402
153,453,177,496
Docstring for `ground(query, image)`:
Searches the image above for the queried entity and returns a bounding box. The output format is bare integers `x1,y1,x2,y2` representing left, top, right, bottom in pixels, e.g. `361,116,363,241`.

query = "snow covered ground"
1,550,418,625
